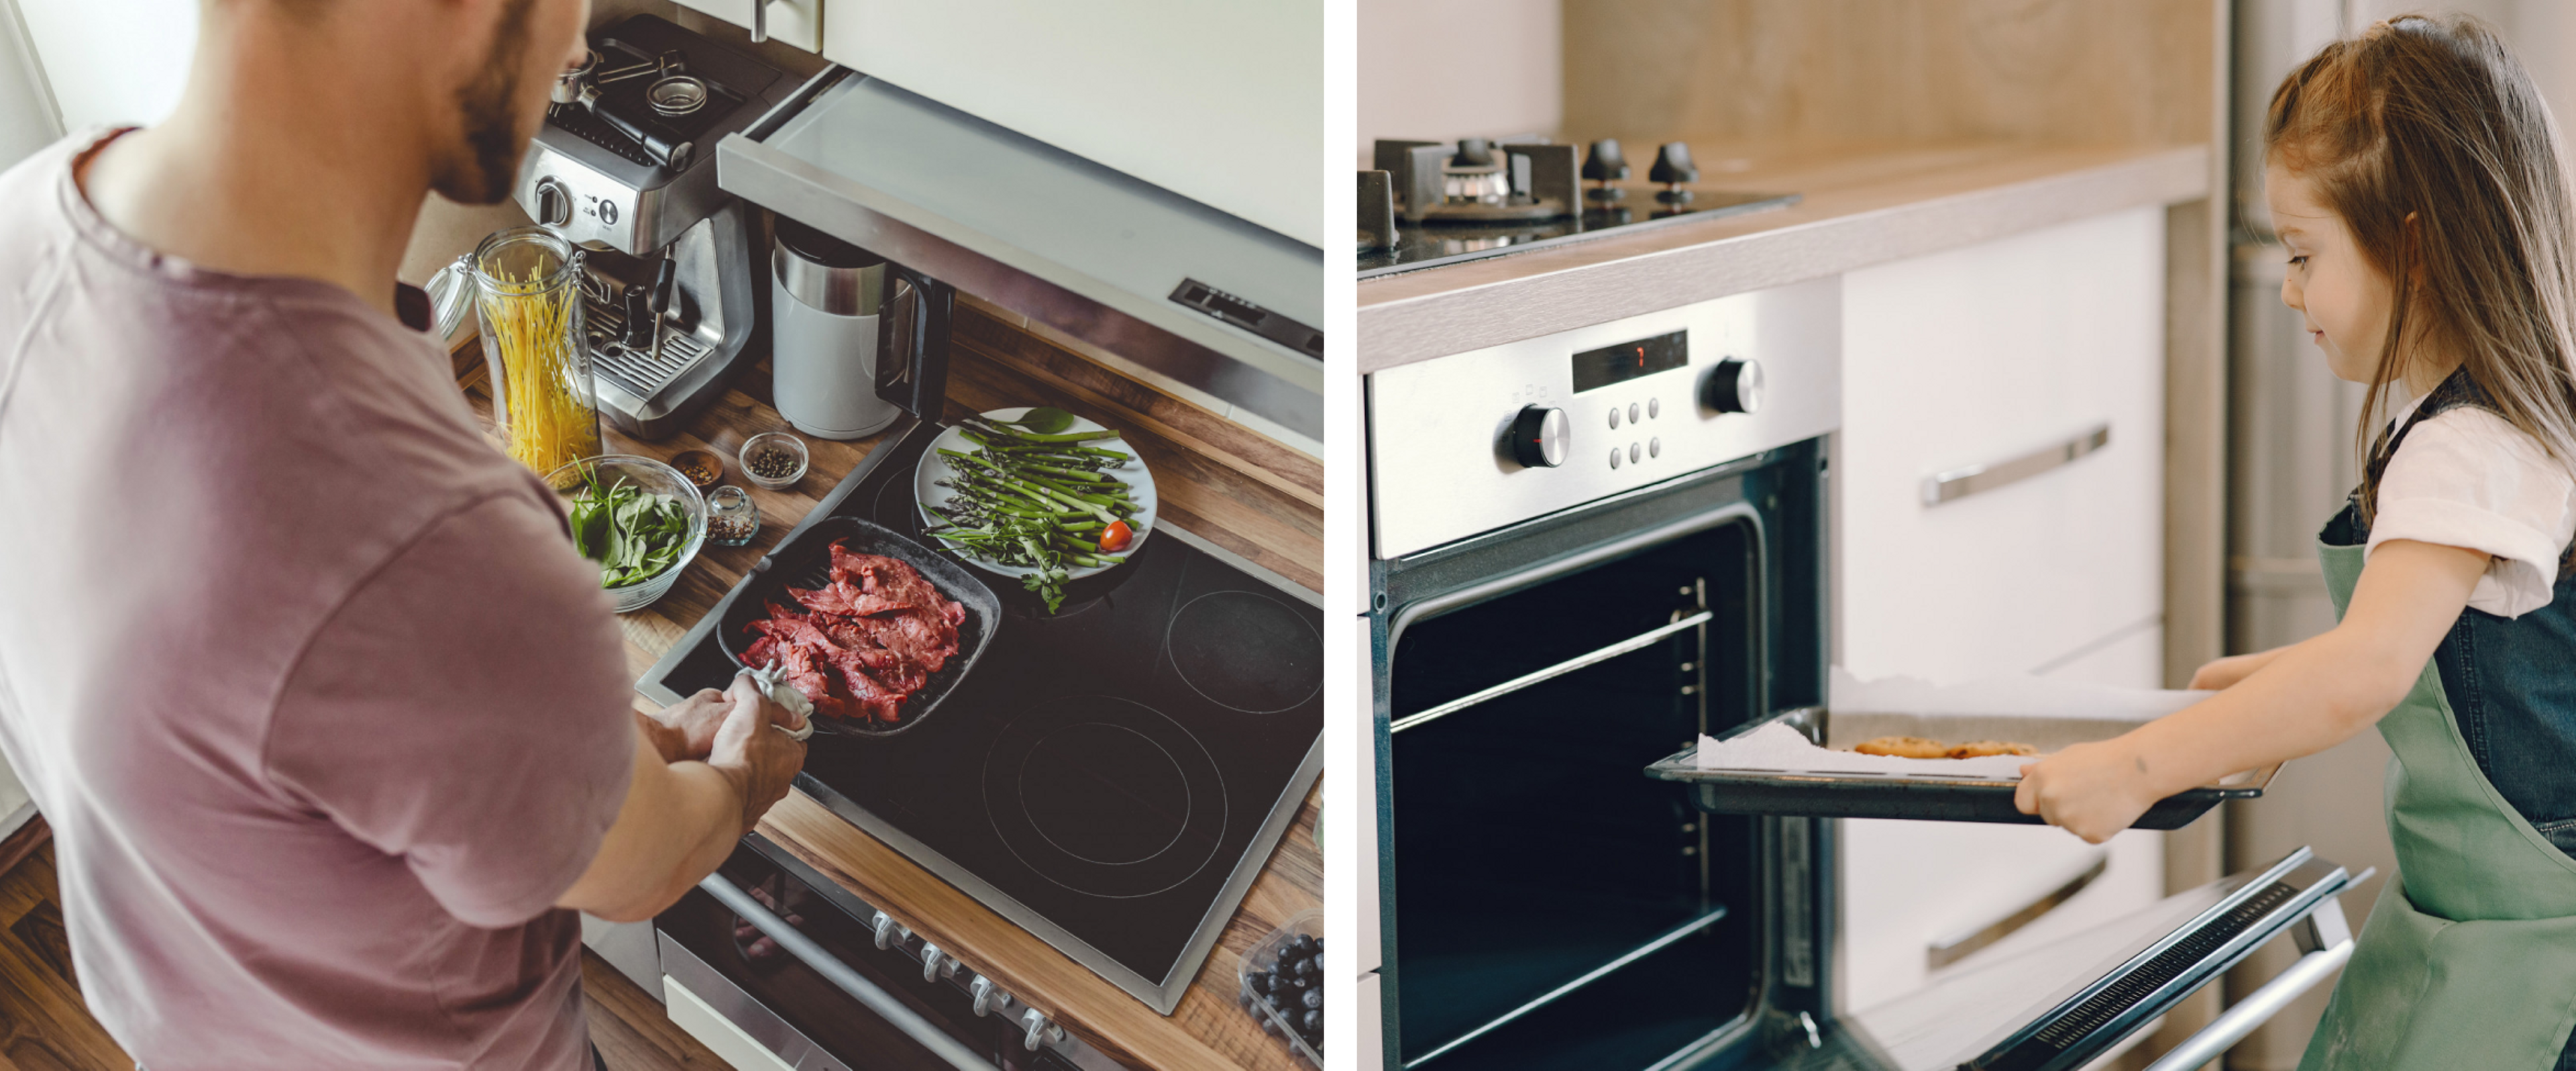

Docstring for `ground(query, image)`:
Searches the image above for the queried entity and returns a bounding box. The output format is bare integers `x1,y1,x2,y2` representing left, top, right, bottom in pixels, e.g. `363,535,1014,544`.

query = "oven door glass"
1388,520,1768,1068
657,841,1074,1071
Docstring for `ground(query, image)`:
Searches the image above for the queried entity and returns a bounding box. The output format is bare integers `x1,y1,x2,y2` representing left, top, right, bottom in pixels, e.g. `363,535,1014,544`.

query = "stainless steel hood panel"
719,72,1322,438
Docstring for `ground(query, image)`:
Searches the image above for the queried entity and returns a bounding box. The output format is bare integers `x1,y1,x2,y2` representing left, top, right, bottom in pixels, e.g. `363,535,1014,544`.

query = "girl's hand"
2016,741,2164,844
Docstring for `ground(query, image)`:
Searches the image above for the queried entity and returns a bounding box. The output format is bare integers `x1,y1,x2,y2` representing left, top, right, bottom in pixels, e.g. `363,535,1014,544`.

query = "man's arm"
558,676,806,922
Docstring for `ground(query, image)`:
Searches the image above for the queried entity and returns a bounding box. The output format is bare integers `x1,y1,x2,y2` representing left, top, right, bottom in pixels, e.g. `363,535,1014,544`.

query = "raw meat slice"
739,543,968,727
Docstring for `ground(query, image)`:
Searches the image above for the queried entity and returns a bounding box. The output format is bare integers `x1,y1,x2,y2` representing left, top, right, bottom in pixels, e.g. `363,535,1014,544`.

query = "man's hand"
706,674,807,835
647,688,732,761
2015,740,2164,845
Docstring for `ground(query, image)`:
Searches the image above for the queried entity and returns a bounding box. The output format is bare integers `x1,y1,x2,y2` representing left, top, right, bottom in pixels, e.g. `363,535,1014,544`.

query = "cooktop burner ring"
1165,590,1323,714
981,695,1230,901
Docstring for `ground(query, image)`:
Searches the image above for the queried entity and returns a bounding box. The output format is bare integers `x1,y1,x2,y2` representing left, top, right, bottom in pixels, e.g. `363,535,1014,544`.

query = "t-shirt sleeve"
2369,407,2576,618
265,491,636,928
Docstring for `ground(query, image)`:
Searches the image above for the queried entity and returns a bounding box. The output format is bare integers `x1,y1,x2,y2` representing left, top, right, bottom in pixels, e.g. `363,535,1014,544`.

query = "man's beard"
433,0,540,205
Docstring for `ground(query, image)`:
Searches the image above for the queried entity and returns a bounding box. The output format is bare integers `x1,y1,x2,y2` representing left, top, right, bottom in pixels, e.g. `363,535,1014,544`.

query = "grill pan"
719,516,1000,737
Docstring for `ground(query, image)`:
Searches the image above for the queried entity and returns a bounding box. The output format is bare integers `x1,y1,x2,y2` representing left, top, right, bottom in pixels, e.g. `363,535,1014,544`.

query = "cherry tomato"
1098,519,1134,552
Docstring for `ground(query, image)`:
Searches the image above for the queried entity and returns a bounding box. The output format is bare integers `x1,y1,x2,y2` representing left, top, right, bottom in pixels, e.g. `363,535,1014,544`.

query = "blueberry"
1303,1008,1322,1034
1316,952,1326,974
1302,986,1322,1009
1294,957,1317,978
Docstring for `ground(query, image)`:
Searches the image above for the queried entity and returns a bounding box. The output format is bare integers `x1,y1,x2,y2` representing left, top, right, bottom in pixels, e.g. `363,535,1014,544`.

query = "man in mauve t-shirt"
0,1,808,1067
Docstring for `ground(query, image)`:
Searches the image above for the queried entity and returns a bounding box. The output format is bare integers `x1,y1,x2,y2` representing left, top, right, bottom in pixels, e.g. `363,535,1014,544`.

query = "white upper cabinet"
816,0,1323,250
15,0,195,130
665,0,822,54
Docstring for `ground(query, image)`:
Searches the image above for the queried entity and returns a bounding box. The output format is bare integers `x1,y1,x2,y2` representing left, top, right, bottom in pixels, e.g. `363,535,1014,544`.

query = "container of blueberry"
1238,908,1324,1067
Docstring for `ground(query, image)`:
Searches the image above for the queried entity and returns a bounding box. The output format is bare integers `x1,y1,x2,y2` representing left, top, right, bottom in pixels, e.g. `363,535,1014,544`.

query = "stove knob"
920,944,959,982
1509,405,1570,468
1649,142,1700,185
1582,139,1630,181
1022,1007,1066,1052
871,911,908,950
1704,358,1764,415
971,975,1012,1017
534,177,572,227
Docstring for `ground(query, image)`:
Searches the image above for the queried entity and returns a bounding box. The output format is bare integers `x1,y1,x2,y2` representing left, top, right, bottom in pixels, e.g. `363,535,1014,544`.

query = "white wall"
14,0,193,132
1357,0,1560,156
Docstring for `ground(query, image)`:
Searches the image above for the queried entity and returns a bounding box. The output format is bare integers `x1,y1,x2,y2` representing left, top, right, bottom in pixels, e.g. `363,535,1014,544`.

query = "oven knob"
1509,405,1570,468
1704,358,1764,415
534,177,572,227
1022,1007,1066,1051
920,944,959,982
971,975,1012,1017
871,911,908,950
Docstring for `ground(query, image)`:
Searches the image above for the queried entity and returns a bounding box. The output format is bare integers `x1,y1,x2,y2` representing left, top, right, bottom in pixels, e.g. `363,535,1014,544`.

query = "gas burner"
1166,591,1322,714
982,695,1229,900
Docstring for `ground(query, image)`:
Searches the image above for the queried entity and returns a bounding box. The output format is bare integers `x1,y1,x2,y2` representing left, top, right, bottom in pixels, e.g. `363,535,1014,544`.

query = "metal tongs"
551,48,703,170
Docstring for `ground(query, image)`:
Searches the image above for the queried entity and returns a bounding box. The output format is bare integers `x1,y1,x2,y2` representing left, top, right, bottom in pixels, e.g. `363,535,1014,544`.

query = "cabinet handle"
1927,854,2106,969
1922,423,2110,505
701,876,1001,1071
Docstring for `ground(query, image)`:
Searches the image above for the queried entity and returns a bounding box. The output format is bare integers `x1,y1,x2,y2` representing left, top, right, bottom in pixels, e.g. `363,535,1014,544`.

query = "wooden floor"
0,831,727,1070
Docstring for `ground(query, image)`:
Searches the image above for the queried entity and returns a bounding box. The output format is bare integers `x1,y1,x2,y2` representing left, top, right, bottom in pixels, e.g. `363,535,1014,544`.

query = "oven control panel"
1367,275,1838,558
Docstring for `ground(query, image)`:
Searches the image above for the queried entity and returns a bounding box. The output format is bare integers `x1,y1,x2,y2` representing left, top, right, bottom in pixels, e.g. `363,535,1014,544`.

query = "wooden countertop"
460,304,1322,1070
1358,140,2212,372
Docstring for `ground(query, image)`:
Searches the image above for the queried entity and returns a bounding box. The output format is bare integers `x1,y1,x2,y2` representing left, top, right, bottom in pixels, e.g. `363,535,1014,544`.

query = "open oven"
1360,275,2358,1071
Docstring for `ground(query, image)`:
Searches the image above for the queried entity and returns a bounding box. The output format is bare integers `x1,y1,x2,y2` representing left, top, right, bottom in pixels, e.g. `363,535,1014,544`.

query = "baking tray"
718,516,1000,737
1643,707,2277,829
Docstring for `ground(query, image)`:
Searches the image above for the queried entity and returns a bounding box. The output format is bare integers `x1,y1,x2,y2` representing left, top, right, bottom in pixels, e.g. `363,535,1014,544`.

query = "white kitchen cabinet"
1838,205,2167,684
1835,206,2171,1017
663,0,822,54
818,0,1323,249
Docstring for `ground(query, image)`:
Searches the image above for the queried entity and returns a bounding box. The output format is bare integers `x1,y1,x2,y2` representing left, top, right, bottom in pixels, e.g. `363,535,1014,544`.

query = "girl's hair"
2266,13,2576,524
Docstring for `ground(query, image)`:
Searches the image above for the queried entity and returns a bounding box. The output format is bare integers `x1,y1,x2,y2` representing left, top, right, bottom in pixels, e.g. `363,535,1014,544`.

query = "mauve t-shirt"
0,129,635,1068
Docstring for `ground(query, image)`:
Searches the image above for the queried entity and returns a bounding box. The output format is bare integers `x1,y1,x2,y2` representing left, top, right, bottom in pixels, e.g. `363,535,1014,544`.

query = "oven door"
1371,444,1833,1071
655,837,1083,1071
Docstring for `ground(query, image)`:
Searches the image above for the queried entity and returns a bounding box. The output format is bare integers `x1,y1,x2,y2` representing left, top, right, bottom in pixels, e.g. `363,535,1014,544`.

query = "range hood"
718,68,1324,440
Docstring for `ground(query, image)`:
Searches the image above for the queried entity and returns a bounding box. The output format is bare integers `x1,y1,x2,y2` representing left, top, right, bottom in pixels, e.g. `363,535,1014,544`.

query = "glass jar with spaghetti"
472,226,603,485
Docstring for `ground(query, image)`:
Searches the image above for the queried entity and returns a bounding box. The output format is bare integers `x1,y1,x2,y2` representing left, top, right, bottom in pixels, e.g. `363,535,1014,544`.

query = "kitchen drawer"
666,0,822,52
1839,206,2167,684
1840,819,2165,1015
1350,968,1391,1071
1360,610,1381,978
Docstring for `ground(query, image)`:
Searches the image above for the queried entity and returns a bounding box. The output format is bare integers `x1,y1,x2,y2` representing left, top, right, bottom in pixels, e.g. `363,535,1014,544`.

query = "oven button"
1510,406,1570,468
1608,407,1620,429
972,975,1012,1017
1628,402,1640,424
1705,358,1764,415
1649,397,1660,419
1629,442,1641,464
1650,437,1662,458
1608,447,1621,469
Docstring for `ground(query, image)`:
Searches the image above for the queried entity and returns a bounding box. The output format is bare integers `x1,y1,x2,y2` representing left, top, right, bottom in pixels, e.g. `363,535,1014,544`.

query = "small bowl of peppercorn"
739,431,810,491
668,449,722,491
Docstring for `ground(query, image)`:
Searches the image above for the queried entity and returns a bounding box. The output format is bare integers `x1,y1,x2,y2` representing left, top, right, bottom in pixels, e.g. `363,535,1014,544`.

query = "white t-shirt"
2369,395,2576,617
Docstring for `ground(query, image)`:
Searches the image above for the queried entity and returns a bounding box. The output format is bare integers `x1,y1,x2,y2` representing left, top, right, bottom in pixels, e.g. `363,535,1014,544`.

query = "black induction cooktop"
638,418,1324,1013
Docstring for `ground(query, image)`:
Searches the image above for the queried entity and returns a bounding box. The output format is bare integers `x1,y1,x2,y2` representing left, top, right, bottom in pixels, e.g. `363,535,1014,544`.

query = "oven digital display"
1572,330,1688,392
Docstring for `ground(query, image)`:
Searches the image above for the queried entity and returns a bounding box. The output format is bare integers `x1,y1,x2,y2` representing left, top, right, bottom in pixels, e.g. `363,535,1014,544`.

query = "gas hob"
1359,136,1799,277
639,419,1324,1014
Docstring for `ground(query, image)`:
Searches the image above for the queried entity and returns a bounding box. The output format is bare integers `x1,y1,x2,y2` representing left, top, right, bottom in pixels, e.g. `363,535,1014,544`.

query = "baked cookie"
1947,741,2039,758
1852,735,1953,759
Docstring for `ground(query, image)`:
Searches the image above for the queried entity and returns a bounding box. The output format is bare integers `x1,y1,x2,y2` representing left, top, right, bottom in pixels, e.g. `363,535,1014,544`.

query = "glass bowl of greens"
545,454,708,613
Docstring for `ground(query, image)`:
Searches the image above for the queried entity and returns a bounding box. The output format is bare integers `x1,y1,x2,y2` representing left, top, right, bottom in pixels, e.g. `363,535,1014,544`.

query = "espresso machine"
505,15,796,439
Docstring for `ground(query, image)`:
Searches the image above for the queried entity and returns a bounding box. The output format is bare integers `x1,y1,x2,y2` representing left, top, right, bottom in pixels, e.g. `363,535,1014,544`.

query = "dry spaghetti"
474,230,600,482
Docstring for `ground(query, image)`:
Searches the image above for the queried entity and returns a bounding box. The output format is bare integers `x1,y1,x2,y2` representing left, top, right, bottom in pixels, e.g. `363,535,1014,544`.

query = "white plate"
914,407,1157,584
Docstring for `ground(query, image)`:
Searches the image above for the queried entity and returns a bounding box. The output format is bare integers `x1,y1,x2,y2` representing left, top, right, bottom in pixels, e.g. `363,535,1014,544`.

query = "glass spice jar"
704,485,760,547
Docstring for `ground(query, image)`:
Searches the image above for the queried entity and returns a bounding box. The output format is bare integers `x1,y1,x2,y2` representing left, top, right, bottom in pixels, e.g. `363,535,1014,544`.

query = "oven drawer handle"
2140,937,2354,1071
1389,609,1716,734
700,875,1003,1071
1921,423,2110,505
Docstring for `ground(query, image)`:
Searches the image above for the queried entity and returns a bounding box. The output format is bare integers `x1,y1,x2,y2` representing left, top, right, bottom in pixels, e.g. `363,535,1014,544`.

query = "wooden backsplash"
1562,0,2220,147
